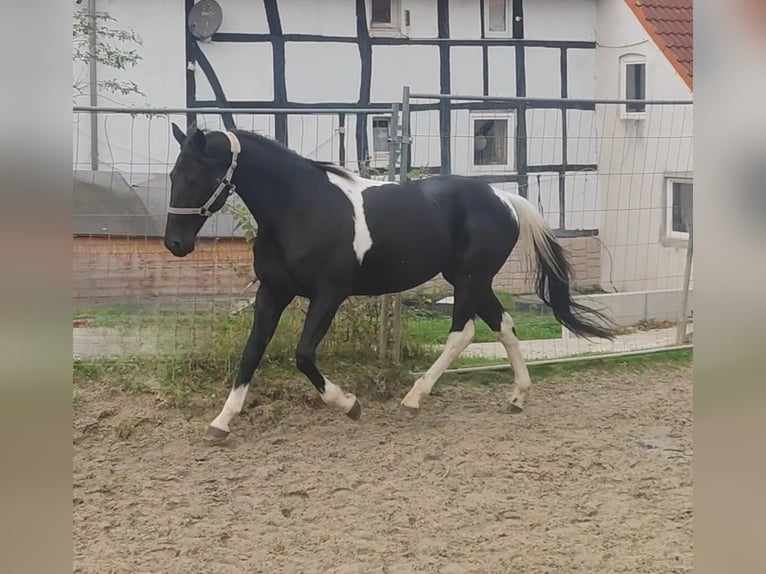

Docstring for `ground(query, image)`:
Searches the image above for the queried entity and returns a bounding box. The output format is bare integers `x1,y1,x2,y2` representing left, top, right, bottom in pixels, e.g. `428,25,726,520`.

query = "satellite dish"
188,0,223,41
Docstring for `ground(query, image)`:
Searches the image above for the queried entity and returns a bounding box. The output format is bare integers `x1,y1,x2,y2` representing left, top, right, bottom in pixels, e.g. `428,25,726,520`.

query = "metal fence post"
676,220,694,345
379,103,401,366
391,87,412,363
87,0,99,170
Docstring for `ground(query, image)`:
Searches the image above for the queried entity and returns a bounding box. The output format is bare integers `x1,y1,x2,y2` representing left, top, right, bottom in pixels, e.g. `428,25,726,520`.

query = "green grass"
73,347,692,412
73,294,691,411
400,289,561,345
439,348,693,389
405,311,561,345
74,293,563,349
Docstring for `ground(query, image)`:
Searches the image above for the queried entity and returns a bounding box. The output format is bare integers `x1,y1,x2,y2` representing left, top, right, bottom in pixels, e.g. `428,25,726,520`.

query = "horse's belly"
351,248,446,295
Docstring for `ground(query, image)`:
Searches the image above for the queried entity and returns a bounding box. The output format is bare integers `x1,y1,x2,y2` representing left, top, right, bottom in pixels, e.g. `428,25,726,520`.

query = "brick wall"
73,235,601,305
73,236,253,305
417,236,602,295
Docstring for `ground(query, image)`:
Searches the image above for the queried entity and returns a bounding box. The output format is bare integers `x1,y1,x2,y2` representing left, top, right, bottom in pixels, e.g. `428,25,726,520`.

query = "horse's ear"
188,127,207,154
171,123,186,146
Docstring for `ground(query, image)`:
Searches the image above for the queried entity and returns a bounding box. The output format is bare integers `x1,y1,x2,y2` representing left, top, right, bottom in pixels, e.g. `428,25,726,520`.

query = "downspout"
88,0,99,170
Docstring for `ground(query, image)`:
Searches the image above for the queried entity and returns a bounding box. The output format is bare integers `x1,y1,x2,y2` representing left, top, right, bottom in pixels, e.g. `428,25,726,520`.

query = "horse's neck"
233,140,303,226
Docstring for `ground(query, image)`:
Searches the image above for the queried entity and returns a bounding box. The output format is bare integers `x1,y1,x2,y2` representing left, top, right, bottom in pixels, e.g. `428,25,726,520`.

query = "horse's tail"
505,193,617,340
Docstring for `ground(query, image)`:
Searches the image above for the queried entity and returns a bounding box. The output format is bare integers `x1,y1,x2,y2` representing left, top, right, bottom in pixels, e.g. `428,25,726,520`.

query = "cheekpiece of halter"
167,131,241,218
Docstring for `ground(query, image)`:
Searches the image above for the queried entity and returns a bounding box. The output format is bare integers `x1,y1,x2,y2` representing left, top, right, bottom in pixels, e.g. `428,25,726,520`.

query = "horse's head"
164,123,238,257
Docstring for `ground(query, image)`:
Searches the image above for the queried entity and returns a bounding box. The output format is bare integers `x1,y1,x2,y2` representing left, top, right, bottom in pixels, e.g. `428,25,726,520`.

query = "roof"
73,170,161,237
624,0,693,90
73,170,246,238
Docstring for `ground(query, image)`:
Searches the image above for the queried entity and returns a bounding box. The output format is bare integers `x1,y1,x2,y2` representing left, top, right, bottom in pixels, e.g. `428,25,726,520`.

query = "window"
369,0,402,36
474,119,507,165
371,0,392,25
372,117,390,155
470,112,515,171
665,178,693,240
485,0,511,37
620,54,646,118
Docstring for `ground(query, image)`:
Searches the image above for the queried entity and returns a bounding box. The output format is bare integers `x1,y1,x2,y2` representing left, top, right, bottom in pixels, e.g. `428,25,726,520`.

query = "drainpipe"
88,0,99,170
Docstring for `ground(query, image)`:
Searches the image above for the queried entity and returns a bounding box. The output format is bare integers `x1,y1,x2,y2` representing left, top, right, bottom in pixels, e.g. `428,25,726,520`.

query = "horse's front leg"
295,293,361,420
207,284,294,441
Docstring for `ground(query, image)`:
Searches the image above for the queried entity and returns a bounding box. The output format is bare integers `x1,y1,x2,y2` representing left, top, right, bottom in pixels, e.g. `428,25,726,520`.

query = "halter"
167,131,242,218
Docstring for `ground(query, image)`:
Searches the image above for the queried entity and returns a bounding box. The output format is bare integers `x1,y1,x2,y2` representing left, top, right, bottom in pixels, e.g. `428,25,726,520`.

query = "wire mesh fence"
72,93,693,379
398,91,694,372
72,107,402,375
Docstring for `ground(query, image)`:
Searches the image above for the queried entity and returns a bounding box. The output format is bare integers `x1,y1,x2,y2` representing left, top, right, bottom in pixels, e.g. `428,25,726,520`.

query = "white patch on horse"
497,312,532,410
320,377,357,413
326,171,387,264
490,186,519,222
209,384,249,433
401,320,475,409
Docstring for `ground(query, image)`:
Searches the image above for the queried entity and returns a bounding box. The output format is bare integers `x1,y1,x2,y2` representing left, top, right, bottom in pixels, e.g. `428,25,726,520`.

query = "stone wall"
73,235,602,306
73,236,253,306
416,236,602,295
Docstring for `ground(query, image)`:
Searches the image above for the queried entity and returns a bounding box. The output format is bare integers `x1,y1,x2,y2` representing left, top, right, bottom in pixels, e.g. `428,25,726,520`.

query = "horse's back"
350,175,519,295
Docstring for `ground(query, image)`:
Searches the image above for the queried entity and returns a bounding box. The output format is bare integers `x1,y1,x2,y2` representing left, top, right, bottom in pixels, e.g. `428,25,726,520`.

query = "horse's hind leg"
400,278,477,412
208,284,294,441
476,287,532,413
295,293,362,420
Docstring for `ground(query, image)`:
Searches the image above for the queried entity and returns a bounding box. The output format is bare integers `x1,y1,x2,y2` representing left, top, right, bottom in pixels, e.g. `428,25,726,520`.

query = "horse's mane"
232,129,355,182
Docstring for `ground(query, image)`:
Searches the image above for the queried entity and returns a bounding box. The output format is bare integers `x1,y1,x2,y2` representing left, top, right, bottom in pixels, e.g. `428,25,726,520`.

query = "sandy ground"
73,365,692,574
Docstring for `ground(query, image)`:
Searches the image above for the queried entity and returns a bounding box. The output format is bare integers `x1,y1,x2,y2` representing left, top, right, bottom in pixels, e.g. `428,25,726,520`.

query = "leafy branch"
72,9,145,98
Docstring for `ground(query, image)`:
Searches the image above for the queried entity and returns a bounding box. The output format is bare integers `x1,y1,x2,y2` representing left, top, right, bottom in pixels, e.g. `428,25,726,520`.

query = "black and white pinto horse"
164,124,616,440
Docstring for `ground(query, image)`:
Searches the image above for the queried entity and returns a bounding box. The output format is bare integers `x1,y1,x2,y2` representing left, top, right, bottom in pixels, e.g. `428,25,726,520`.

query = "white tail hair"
503,192,565,280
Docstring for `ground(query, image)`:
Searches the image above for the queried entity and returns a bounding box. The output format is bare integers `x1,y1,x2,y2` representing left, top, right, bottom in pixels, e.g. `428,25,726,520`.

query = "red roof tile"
624,0,693,90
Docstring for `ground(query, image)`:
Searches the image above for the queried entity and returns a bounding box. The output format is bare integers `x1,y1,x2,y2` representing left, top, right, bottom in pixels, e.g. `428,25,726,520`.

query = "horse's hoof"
399,404,420,417
507,401,524,415
346,399,362,421
204,425,230,443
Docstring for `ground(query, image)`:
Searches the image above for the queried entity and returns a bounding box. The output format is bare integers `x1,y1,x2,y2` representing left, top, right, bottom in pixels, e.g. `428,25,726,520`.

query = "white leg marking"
497,313,532,410
401,320,475,409
320,378,357,414
209,384,249,433
326,172,386,264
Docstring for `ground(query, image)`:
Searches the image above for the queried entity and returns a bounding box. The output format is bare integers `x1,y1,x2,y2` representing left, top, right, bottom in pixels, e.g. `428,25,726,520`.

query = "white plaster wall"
409,110,442,170
595,0,693,292
525,47,561,98
280,1,355,35
214,0,270,34
526,173,561,229
450,46,484,95
448,0,483,39
285,43,360,102
371,44,441,100
401,0,439,38
196,43,275,101
565,172,600,229
527,108,563,165
567,48,596,99
567,109,598,164
524,0,596,41
487,46,517,96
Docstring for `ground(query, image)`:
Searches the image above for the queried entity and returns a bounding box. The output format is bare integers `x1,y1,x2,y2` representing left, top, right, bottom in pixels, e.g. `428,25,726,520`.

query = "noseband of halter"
167,131,242,218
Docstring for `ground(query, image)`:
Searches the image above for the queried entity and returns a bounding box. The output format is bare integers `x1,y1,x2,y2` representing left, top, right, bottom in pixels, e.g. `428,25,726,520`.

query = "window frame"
468,110,517,174
371,115,391,157
619,53,647,120
368,0,404,38
664,176,693,242
483,0,512,38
